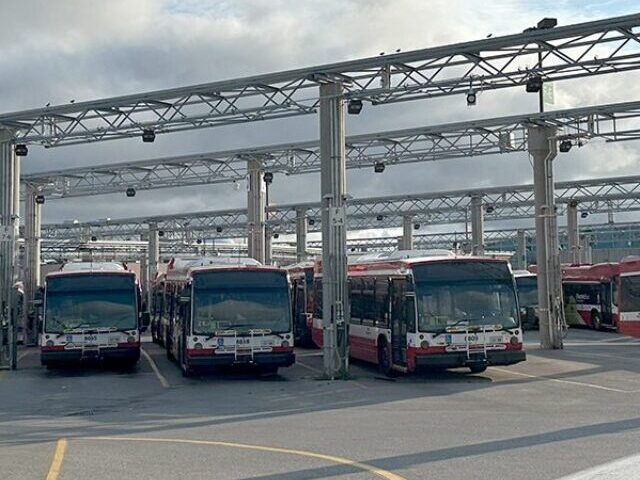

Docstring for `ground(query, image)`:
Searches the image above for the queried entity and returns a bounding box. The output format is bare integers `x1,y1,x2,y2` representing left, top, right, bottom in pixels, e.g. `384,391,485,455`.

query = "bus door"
600,282,614,327
293,281,306,340
391,279,412,366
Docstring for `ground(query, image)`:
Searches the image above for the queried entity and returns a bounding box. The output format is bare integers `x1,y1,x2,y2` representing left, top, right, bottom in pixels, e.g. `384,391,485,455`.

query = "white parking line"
141,348,170,389
490,367,632,393
557,453,640,479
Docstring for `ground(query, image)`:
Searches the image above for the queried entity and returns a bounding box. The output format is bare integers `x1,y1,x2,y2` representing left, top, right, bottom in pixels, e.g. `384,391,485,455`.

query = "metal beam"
21,99,640,200
4,14,640,147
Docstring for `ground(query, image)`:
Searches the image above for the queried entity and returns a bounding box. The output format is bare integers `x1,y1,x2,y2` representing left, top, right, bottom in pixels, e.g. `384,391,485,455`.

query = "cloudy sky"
2,0,640,238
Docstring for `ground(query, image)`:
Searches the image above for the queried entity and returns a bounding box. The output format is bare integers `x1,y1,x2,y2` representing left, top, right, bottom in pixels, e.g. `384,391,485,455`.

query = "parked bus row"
39,251,529,377
515,257,640,336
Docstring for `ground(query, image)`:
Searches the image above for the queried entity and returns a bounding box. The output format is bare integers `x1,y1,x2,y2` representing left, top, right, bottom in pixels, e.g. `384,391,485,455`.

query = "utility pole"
319,82,349,379
247,159,266,263
470,194,485,256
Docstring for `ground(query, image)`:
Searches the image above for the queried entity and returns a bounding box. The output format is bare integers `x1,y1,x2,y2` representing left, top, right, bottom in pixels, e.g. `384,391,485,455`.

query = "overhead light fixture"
559,139,572,153
581,211,589,219
485,205,495,214
376,215,384,221
347,99,363,115
126,187,136,197
35,194,45,205
466,90,477,106
526,75,543,93
14,144,28,156
414,223,421,230
374,162,386,173
196,239,202,244
308,218,315,226
537,17,558,29
142,129,156,143
158,230,165,237
216,226,223,233
263,171,274,185
90,235,97,242
273,232,280,239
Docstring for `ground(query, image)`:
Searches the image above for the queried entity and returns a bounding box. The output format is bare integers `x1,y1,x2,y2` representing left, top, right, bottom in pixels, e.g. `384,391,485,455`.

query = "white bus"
40,262,148,368
312,251,526,375
162,257,295,376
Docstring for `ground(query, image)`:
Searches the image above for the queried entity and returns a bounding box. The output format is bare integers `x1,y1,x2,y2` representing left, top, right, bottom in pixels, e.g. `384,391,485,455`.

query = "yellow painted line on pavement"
141,348,169,388
84,436,406,480
491,367,630,393
45,439,67,480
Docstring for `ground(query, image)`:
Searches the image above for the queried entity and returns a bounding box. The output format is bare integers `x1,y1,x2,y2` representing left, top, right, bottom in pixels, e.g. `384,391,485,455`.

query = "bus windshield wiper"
432,319,470,338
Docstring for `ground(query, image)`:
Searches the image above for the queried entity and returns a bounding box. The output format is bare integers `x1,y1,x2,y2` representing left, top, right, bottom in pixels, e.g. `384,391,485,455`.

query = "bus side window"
612,279,619,307
314,279,323,318
361,278,375,326
375,277,390,328
350,278,363,325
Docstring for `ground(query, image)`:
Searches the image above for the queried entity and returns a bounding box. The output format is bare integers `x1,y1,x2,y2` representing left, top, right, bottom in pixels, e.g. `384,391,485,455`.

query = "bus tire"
377,338,397,377
469,364,487,374
591,311,602,331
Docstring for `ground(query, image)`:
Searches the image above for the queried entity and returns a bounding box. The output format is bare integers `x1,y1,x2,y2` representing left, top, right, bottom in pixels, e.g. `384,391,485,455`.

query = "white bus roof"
59,262,127,272
348,249,456,266
513,270,536,278
165,256,264,281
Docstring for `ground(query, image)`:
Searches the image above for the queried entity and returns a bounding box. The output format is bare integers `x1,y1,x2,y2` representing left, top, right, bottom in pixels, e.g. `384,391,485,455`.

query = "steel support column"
295,208,308,262
320,82,348,378
0,132,19,369
402,215,414,250
247,160,265,263
516,229,527,270
470,194,485,256
529,125,564,349
147,223,160,310
567,200,580,264
23,185,42,346
265,228,273,266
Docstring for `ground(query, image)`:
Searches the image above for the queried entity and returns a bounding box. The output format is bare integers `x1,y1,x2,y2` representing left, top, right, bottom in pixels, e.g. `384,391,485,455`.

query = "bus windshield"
412,261,518,332
620,275,640,312
45,274,137,333
515,276,538,308
192,271,291,334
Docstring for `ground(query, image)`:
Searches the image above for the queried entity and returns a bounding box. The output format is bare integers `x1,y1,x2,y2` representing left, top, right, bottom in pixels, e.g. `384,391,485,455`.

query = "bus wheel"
377,339,396,377
592,312,602,330
469,364,487,374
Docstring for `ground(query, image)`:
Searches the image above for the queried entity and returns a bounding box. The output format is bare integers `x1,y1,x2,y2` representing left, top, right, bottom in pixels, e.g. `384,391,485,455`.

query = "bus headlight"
510,336,520,345
281,340,290,348
194,343,203,350
45,340,54,347
127,336,136,344
420,340,429,349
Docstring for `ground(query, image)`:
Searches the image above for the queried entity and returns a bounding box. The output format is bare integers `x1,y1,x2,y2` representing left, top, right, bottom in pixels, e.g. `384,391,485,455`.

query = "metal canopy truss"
4,14,640,147
307,221,640,251
40,174,640,240
21,99,640,199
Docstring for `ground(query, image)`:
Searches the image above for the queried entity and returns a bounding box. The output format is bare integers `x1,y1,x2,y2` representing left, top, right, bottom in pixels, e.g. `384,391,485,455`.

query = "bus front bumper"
414,349,526,369
41,345,140,365
186,351,295,368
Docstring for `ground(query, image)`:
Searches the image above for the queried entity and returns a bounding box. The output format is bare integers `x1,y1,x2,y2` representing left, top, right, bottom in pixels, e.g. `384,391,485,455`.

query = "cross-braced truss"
20,99,640,199
4,14,640,147
40,174,640,240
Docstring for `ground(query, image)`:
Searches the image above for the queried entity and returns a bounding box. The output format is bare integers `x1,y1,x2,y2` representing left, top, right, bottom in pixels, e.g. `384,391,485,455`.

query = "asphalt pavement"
1,328,640,479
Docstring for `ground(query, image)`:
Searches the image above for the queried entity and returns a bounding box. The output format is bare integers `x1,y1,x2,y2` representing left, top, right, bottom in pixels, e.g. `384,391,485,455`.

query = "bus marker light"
510,336,519,345
46,340,54,347
281,340,290,348
194,343,203,350
420,340,429,349
127,336,136,344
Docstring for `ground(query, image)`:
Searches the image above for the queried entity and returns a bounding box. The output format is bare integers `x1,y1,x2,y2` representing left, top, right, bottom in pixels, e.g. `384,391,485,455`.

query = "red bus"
312,251,526,375
40,262,148,369
561,258,640,336
286,261,315,348
160,257,295,376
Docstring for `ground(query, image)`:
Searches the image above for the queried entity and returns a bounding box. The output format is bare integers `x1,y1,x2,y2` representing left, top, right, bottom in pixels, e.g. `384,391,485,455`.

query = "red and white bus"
286,261,315,348
312,251,526,375
162,257,295,376
560,258,640,335
40,262,148,368
514,270,538,330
